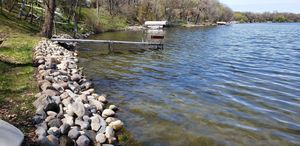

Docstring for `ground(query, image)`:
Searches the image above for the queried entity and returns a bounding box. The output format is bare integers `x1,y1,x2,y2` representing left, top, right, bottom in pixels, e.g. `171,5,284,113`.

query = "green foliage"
81,8,127,33
274,15,288,22
234,12,249,23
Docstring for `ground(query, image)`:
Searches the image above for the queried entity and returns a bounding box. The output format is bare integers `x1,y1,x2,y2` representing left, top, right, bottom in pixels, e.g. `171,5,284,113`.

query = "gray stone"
97,95,107,103
47,127,60,137
89,99,103,111
105,126,115,138
44,96,60,113
35,126,47,137
60,123,71,134
68,128,80,139
52,83,64,93
105,117,117,124
60,92,69,99
37,136,56,146
47,111,57,117
66,104,74,116
62,98,71,107
109,105,118,111
51,96,61,104
71,74,81,81
96,133,106,144
83,115,90,122
72,101,85,118
68,82,81,93
109,120,124,131
102,109,115,118
47,134,59,145
90,115,101,131
32,115,43,124
43,89,59,97
84,130,96,142
40,81,52,91
59,135,75,146
45,116,55,122
48,118,62,128
75,118,90,130
76,135,90,146
62,115,74,126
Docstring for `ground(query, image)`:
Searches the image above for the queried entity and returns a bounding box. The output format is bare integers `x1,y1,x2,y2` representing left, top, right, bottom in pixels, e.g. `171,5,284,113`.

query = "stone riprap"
32,39,123,146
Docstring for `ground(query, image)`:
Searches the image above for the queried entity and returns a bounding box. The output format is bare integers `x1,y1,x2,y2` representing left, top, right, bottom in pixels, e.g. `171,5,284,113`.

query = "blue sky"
219,0,300,13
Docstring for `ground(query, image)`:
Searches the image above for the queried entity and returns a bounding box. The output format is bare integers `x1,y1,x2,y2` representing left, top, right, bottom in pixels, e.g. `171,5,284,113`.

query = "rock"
89,99,103,111
83,115,90,122
109,105,118,111
84,130,96,142
68,128,80,139
97,95,107,103
60,92,69,99
48,118,62,128
43,89,59,97
66,89,78,98
45,115,55,122
72,101,86,118
80,81,92,90
52,96,61,104
96,133,106,144
35,126,47,137
32,115,43,125
75,118,90,130
102,109,115,118
68,82,81,93
47,127,60,137
47,135,59,145
105,126,115,138
62,98,71,107
47,111,57,117
66,104,74,116
71,74,81,81
52,83,64,93
105,117,117,124
90,115,101,131
62,115,74,126
40,81,52,91
37,136,56,146
60,124,71,134
76,135,90,146
109,120,124,131
36,107,47,119
35,122,48,131
44,96,60,113
59,135,75,146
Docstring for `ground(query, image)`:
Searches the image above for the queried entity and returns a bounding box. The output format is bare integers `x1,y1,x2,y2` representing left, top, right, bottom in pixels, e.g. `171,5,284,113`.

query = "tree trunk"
42,0,56,38
96,0,99,16
18,0,26,18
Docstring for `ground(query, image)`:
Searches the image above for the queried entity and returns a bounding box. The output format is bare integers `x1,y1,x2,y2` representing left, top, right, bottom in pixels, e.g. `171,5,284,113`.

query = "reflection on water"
78,23,300,146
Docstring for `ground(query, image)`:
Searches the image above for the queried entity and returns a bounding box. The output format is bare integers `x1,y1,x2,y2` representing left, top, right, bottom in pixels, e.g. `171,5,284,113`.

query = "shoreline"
32,37,124,145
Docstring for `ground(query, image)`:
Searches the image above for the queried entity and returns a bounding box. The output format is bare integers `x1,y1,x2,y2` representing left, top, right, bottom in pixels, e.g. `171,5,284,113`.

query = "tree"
42,0,56,38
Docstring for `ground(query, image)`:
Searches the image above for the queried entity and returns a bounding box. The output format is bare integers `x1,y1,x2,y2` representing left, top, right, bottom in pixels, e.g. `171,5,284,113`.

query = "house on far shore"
144,21,168,30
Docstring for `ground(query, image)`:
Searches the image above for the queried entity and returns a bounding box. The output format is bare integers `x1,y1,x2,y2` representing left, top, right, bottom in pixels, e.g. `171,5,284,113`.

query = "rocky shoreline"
32,37,123,146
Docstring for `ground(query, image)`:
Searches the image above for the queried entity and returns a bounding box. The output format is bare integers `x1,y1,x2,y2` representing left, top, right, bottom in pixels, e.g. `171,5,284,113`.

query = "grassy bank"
0,10,40,145
0,10,40,64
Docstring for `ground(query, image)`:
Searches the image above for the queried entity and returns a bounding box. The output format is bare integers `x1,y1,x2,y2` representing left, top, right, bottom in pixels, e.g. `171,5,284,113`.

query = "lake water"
78,23,300,146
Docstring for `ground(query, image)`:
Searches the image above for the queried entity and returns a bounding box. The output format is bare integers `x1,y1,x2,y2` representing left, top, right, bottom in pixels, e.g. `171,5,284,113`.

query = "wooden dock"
51,38,164,51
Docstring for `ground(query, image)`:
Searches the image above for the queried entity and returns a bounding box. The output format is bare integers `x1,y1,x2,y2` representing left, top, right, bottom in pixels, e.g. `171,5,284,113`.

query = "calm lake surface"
78,23,300,146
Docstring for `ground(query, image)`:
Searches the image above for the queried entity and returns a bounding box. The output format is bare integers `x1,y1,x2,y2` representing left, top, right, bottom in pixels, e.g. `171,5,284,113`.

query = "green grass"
81,8,128,33
0,10,40,64
0,62,38,132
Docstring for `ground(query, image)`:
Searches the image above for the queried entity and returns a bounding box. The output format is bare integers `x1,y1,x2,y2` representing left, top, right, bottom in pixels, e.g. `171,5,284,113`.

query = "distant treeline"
234,12,300,23
79,0,234,25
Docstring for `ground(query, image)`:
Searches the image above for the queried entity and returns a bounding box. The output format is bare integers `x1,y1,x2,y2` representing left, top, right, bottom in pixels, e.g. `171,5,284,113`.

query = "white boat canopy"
144,21,168,26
